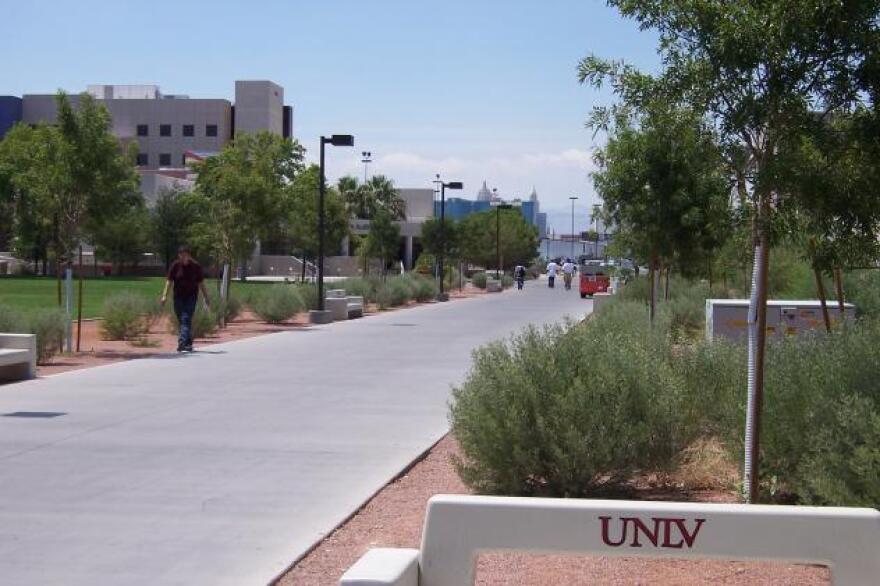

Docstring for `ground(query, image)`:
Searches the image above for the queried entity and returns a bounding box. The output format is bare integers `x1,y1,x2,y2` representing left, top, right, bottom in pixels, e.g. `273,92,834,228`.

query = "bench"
0,333,37,382
485,280,502,293
340,494,880,586
325,289,365,321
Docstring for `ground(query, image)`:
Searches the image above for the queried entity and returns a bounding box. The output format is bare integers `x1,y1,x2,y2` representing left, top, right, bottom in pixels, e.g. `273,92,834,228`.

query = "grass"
0,275,272,320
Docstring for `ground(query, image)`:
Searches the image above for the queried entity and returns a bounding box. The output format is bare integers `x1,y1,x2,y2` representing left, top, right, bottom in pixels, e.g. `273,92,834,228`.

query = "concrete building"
2,80,293,172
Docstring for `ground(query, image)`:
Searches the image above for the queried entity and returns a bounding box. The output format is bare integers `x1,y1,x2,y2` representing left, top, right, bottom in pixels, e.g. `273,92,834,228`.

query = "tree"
420,217,461,264
151,187,196,271
286,164,350,276
361,208,401,278
92,203,151,275
459,208,539,272
591,107,730,319
582,0,878,502
188,131,305,293
337,174,406,220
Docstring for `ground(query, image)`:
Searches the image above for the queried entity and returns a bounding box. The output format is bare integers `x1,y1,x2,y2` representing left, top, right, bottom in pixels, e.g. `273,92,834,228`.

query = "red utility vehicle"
579,259,610,298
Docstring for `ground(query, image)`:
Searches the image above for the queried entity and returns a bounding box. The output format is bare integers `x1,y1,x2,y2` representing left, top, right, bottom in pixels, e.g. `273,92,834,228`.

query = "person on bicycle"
514,265,526,290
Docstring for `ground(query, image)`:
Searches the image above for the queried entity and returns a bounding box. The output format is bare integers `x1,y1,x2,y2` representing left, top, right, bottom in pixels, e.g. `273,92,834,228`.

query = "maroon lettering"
600,516,706,549
675,518,705,548
628,517,661,547
599,516,627,546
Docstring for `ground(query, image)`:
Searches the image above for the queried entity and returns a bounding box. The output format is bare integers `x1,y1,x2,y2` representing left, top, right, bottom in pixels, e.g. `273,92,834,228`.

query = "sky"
0,0,660,232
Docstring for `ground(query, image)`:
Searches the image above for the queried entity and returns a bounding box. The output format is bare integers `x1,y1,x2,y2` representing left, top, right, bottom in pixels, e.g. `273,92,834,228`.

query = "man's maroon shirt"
167,260,204,300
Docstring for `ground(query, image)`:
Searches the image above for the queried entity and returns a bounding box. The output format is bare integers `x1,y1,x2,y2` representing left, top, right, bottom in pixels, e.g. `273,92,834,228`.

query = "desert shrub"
471,271,488,289
218,293,242,324
386,276,412,306
250,284,304,323
294,284,318,311
27,309,67,364
406,274,436,302
100,292,152,340
414,253,435,275
450,301,692,497
0,303,25,333
375,284,392,310
443,264,461,289
341,277,374,301
501,275,514,289
617,275,651,303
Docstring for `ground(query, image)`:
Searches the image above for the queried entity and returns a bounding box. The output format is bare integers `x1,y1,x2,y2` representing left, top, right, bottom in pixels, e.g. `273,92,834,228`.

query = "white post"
64,265,73,352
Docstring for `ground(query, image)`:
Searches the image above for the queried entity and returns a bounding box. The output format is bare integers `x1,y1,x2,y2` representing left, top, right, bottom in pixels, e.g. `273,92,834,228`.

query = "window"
160,124,172,137
159,153,171,167
182,124,194,137
136,124,149,137
136,153,148,166
206,124,218,137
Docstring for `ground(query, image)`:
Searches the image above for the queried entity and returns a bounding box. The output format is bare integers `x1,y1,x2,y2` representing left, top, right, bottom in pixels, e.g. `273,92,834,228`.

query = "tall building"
435,180,547,239
1,80,293,172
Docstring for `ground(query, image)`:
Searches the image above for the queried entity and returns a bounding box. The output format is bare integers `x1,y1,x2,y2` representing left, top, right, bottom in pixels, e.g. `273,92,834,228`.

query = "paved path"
0,283,590,585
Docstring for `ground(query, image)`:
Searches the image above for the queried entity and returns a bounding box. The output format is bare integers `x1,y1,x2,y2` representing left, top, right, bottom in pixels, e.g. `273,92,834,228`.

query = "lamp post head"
328,134,354,147
446,181,463,190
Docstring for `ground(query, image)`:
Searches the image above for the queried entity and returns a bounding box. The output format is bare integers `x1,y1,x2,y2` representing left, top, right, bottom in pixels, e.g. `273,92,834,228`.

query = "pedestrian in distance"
514,265,526,290
546,259,559,288
160,246,211,352
562,258,576,290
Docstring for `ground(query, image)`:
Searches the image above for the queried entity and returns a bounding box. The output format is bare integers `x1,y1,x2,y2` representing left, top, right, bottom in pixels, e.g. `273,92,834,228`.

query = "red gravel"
278,436,829,585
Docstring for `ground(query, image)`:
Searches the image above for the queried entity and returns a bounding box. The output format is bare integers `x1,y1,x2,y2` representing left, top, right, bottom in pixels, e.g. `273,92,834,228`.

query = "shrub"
845,269,880,319
100,292,151,340
406,274,436,302
375,284,392,310
472,271,488,289
218,293,242,324
386,276,412,306
27,309,67,364
450,302,692,497
251,284,304,323
342,277,379,304
0,303,25,333
294,284,318,311
501,275,514,289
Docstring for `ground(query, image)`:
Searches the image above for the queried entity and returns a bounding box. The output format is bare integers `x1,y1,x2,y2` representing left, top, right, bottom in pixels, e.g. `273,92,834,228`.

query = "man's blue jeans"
174,295,198,348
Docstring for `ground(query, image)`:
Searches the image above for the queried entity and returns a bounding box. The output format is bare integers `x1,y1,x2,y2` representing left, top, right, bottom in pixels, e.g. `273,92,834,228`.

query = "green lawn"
0,276,269,319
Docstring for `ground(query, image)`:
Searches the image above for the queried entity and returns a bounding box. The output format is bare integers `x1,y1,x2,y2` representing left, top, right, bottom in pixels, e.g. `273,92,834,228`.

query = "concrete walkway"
0,283,590,585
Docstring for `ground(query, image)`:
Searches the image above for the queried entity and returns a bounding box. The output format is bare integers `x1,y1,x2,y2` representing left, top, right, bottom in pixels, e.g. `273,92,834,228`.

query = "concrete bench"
340,494,880,586
485,280,502,293
0,333,37,382
326,290,365,321
591,292,613,312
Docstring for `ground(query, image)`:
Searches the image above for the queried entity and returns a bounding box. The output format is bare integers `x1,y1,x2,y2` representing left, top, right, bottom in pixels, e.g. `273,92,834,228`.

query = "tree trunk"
814,266,832,333
664,266,671,301
834,266,845,317
300,252,307,282
708,261,713,292
76,246,84,352
648,255,657,322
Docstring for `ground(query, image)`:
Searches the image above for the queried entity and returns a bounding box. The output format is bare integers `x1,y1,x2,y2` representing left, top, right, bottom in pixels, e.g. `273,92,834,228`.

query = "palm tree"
366,175,406,220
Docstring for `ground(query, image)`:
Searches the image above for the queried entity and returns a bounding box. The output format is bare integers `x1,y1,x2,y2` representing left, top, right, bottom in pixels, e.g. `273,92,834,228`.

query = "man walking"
160,246,210,352
546,259,559,288
562,258,576,290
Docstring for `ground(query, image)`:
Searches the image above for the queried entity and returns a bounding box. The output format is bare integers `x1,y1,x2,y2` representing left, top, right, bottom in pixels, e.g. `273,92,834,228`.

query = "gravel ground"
278,436,829,585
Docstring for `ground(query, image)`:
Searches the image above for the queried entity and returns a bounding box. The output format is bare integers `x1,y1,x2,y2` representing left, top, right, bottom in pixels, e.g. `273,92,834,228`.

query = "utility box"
706,299,857,342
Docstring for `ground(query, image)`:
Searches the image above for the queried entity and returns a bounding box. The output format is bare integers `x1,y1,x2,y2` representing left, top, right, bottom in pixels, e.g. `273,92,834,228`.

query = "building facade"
2,80,293,172
435,181,547,239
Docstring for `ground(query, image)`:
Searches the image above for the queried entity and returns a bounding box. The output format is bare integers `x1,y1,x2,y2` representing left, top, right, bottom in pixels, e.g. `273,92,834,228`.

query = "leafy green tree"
360,208,401,278
151,187,196,271
286,164,350,272
592,108,730,318
581,1,878,501
92,203,151,275
188,131,305,291
420,217,460,265
459,208,539,272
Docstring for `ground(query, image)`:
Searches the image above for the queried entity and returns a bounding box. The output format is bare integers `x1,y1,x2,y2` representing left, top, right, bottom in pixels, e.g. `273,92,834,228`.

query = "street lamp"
311,134,354,324
490,198,521,279
361,151,372,183
433,175,462,302
569,196,578,261
592,204,601,259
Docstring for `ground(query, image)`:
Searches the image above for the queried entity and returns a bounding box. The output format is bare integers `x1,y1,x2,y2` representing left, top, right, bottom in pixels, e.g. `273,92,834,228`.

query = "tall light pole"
433,175,462,301
592,204,601,259
361,151,372,183
311,134,354,324
569,196,578,261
